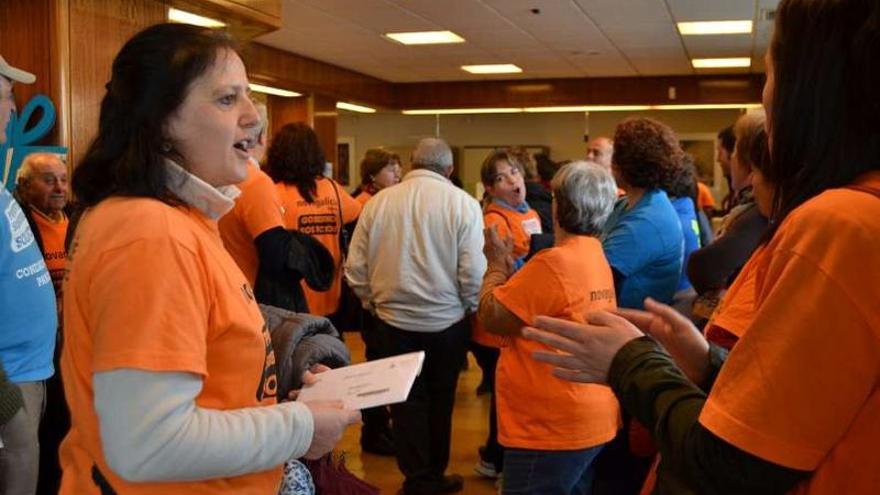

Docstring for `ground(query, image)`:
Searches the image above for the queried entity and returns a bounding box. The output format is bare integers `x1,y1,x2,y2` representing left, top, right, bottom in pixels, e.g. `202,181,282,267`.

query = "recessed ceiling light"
461,64,522,74
248,83,301,98
167,7,226,28
385,31,465,45
336,102,376,113
692,57,752,69
678,20,753,35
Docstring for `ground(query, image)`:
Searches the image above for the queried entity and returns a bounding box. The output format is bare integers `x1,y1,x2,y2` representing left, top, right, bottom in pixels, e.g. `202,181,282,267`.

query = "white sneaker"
473,459,499,479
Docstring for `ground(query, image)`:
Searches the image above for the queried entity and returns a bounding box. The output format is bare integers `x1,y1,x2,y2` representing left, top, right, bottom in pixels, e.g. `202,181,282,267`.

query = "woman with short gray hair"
476,160,620,495
552,160,618,236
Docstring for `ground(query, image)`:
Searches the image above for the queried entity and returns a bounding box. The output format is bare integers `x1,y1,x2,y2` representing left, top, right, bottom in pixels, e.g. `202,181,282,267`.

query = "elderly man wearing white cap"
0,55,59,495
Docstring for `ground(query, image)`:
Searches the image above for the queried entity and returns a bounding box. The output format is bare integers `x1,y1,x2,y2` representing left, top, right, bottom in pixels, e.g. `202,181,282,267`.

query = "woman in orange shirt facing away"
478,161,620,495
471,149,542,479
524,1,880,493
60,24,359,495
267,123,362,320
353,148,401,206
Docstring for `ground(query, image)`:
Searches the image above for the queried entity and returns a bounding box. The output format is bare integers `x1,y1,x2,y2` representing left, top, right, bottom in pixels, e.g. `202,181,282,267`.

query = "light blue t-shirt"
670,196,701,291
602,189,683,309
0,187,57,382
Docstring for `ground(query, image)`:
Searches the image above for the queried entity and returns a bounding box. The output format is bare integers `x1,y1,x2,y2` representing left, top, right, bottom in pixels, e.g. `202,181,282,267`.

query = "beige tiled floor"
336,333,500,494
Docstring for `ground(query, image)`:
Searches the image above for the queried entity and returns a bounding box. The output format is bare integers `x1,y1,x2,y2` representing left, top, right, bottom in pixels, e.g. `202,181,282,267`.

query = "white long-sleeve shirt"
345,169,486,332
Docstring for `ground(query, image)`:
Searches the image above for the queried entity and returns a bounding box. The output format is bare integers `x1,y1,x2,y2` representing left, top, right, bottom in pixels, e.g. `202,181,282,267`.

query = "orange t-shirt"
472,202,542,348
640,246,767,495
354,189,372,206
60,198,280,495
697,182,716,210
700,172,880,494
219,163,285,287
493,235,620,450
703,245,767,349
31,208,68,301
276,178,361,316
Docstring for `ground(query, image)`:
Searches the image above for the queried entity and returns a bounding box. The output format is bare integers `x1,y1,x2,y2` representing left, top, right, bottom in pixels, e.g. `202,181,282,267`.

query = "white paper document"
297,351,425,410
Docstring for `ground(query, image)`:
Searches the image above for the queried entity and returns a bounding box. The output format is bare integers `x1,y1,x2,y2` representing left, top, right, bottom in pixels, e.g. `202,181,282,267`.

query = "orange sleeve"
239,173,284,238
89,237,210,376
493,254,568,325
700,248,877,470
337,182,362,224
697,183,716,209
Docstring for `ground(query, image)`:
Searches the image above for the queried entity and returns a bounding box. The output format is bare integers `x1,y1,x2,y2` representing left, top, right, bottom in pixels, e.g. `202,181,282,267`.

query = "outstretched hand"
614,298,710,385
483,225,515,275
522,310,643,384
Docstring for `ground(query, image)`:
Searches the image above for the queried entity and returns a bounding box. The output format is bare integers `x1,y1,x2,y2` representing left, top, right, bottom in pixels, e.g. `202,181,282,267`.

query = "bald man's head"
587,137,614,169
16,152,69,218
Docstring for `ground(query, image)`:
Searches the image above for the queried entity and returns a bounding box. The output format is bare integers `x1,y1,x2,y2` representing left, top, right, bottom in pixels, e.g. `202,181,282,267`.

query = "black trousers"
360,311,392,439
37,333,70,495
592,416,653,495
470,342,503,470
376,317,469,490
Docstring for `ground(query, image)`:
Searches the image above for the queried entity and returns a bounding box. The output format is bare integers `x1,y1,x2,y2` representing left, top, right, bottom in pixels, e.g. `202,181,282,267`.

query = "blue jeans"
502,444,605,495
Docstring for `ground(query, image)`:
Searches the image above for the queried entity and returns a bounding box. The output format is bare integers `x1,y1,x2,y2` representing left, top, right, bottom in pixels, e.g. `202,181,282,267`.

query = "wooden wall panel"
239,38,760,110
241,42,393,109
312,94,337,178
264,94,336,180
0,0,59,144
267,93,309,142
67,0,166,166
170,0,281,40
391,75,764,109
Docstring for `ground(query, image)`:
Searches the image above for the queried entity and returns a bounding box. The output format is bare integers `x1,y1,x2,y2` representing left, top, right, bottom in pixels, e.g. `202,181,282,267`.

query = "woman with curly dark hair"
594,117,685,495
602,117,684,311
267,123,361,319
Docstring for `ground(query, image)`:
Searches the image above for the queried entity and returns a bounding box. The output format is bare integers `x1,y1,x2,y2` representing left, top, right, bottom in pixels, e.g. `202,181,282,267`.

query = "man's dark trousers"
377,318,469,492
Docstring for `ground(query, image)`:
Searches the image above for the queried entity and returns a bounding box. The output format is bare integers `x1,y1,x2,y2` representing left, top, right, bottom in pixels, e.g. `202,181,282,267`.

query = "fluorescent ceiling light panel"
524,105,651,113
692,57,752,68
678,20,753,35
653,103,762,110
167,7,226,28
385,30,465,45
402,108,521,115
402,104,760,115
461,64,522,74
336,102,376,113
248,83,301,98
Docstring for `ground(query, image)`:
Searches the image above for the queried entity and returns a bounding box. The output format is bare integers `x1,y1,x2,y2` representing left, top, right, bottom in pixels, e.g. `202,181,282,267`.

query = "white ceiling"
256,0,779,83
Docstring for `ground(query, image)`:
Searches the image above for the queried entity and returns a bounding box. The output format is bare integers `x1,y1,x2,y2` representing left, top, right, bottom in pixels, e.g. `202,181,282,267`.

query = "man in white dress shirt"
345,137,485,495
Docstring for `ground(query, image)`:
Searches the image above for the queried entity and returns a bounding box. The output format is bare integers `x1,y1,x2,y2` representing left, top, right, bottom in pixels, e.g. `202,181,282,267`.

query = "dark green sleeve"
608,337,810,495
0,360,24,426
